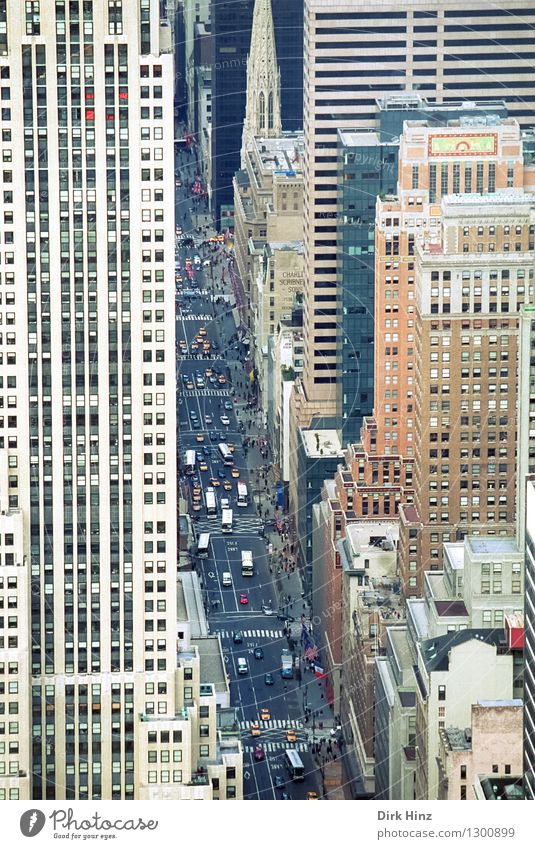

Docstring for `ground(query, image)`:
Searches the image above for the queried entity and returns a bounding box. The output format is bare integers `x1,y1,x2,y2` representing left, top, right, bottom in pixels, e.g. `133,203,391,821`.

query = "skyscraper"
0,0,205,802
211,0,304,227
299,0,535,436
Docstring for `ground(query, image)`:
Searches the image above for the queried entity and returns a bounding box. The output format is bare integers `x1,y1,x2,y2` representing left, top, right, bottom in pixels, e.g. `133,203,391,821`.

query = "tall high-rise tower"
299,0,535,432
0,0,180,802
240,0,282,165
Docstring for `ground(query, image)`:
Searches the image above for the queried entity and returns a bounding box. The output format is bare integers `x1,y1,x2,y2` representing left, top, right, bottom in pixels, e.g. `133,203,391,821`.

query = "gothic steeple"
241,0,282,165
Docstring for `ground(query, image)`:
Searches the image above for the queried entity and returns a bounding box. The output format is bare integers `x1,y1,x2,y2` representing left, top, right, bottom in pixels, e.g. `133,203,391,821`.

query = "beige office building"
0,0,243,802
299,0,535,426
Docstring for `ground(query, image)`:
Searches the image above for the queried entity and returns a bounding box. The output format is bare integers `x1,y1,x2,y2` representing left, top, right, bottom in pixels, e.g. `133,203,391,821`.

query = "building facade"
299,0,535,435
0,0,242,802
524,478,535,799
437,700,523,801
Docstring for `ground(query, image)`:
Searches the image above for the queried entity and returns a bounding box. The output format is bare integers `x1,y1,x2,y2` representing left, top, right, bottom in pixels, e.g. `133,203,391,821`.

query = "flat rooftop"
192,636,228,693
323,479,337,500
253,134,304,174
301,428,343,458
388,627,413,673
176,577,188,622
443,542,465,571
179,571,209,638
338,128,383,148
443,191,533,208
466,537,520,556
266,240,304,254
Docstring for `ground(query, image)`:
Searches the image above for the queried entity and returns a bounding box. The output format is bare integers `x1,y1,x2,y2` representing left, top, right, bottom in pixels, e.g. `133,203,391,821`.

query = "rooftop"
478,698,523,708
388,627,413,674
301,428,343,459
399,691,416,708
442,726,472,752
179,572,209,638
443,542,465,572
406,598,429,641
442,191,534,208
252,133,304,174
466,537,520,556
176,577,188,622
338,128,382,148
434,599,469,618
323,479,337,500
266,240,304,254
192,636,228,693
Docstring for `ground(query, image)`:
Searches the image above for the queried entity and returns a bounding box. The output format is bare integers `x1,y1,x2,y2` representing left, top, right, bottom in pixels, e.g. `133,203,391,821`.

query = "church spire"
241,0,282,165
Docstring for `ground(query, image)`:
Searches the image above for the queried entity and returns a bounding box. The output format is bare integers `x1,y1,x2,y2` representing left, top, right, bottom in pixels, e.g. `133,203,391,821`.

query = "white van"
237,657,248,675
222,572,232,587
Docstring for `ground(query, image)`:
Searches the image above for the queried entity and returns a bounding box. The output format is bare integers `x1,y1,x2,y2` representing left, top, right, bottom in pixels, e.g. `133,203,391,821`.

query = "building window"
438,685,446,701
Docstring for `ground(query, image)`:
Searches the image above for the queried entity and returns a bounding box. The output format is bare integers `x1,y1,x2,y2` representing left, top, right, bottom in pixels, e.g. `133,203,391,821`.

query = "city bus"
205,487,217,517
237,481,248,507
284,749,305,781
196,533,211,559
218,442,233,466
221,508,233,534
184,449,196,476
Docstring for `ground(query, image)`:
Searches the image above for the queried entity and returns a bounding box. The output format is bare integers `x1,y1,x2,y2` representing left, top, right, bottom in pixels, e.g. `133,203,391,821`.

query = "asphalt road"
174,150,321,800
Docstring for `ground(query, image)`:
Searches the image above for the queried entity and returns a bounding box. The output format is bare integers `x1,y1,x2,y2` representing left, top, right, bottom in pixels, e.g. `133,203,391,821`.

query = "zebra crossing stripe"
244,743,308,754
239,719,304,731
214,629,283,640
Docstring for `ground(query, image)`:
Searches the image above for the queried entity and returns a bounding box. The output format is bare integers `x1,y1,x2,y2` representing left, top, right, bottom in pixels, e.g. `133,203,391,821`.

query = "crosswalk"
178,312,212,320
194,516,263,534
215,629,283,640
181,388,230,397
240,720,304,731
244,742,308,754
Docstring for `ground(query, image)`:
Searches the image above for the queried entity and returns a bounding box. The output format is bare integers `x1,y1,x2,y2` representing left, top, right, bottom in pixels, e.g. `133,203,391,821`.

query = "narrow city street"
174,142,336,799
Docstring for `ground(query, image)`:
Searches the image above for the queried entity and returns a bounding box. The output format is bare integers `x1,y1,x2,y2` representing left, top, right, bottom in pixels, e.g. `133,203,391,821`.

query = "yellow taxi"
286,728,297,744
223,480,232,491
306,792,318,801
199,461,208,472
195,335,204,344
192,501,202,512
218,375,226,385
195,433,205,443
209,477,220,487
231,467,240,478
203,341,211,351
191,342,199,352
198,327,207,336
205,368,213,377
260,708,271,722
250,722,261,737
192,486,202,497
227,443,235,453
